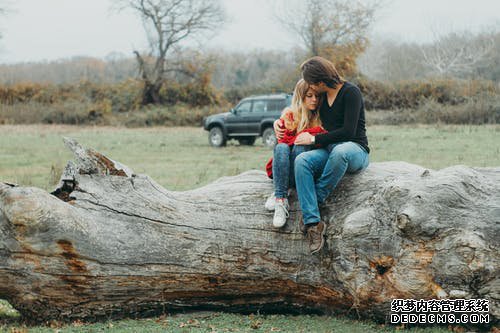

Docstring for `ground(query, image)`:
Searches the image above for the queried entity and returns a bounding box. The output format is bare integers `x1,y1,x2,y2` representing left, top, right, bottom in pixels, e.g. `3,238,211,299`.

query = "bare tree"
358,38,430,82
475,30,500,81
274,0,379,56
420,30,495,77
358,27,500,82
115,0,225,105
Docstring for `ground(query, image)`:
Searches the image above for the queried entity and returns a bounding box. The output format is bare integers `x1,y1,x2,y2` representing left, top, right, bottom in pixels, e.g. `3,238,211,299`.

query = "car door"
225,100,253,135
247,99,267,133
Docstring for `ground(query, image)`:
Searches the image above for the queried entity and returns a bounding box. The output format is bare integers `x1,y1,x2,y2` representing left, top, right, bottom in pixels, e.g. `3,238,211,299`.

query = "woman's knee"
330,145,350,162
274,143,290,154
291,144,307,155
294,153,309,170
331,143,368,172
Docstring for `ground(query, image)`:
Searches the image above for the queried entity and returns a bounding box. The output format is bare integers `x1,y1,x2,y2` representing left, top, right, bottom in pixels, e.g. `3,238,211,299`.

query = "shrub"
0,79,216,112
1,78,498,126
159,80,220,106
42,101,109,125
118,104,225,127
355,78,498,110
367,94,500,125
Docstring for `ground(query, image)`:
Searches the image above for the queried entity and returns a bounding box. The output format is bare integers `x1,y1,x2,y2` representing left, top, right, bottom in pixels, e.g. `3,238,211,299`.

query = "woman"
294,56,370,254
265,79,326,228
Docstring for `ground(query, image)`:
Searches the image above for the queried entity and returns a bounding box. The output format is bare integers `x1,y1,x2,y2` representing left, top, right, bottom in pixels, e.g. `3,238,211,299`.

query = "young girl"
265,79,326,228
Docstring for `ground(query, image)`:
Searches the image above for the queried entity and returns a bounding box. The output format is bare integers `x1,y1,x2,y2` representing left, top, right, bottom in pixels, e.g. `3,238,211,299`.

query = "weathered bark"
0,138,498,323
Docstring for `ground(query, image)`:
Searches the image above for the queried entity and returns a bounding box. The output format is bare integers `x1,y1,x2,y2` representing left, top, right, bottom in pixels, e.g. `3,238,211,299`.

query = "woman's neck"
325,83,344,107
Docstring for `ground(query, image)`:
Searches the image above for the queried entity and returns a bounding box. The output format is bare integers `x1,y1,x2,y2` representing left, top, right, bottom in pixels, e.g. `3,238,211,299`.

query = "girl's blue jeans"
272,143,310,198
294,141,369,224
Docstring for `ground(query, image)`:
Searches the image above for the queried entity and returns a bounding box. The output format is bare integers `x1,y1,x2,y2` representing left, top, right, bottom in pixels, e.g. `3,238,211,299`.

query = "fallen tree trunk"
0,138,498,323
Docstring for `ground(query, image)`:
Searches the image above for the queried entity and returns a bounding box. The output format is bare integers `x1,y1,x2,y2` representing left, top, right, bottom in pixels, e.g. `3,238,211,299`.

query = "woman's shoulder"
342,82,362,98
343,81,360,92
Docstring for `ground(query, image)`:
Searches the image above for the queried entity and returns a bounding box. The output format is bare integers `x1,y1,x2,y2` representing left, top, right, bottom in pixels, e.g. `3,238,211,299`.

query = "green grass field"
0,124,499,191
0,309,458,332
0,124,499,332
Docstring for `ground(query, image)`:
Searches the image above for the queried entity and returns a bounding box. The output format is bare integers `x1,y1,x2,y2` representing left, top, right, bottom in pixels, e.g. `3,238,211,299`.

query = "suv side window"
252,100,267,113
235,101,252,113
267,99,286,112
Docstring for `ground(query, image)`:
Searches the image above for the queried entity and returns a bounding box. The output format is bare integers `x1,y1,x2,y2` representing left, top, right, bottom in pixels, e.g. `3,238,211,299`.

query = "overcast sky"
0,0,499,64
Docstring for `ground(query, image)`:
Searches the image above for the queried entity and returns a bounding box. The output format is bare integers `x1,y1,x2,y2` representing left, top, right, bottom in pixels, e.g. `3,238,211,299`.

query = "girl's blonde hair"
290,79,322,133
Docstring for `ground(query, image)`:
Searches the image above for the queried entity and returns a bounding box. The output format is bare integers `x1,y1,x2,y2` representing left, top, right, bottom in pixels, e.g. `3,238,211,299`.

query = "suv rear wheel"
209,127,226,147
262,127,277,148
237,137,256,146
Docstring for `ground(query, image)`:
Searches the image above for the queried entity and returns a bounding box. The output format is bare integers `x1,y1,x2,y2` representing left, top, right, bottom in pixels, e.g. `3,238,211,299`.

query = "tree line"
0,0,498,121
1,28,499,88
0,0,381,102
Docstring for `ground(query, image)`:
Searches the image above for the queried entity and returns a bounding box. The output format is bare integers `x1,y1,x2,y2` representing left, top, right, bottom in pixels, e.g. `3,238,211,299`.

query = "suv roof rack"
243,93,291,100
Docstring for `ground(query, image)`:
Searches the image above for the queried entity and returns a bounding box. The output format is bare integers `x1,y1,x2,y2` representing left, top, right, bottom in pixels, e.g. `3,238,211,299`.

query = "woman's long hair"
301,56,345,89
290,79,322,133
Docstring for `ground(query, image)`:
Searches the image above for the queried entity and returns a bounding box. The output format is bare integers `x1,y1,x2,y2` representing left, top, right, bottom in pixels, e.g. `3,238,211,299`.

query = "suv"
203,93,292,148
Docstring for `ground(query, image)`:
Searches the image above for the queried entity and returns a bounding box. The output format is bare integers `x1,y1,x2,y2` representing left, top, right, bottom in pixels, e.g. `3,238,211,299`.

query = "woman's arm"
274,107,293,140
273,119,284,139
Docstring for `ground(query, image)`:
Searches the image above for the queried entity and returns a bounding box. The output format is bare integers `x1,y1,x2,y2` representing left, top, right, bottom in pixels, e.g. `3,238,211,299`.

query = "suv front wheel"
262,127,277,148
209,127,226,147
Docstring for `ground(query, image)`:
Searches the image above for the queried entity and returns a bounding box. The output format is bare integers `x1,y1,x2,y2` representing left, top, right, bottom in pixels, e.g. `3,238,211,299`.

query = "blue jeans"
272,143,310,198
294,141,369,224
